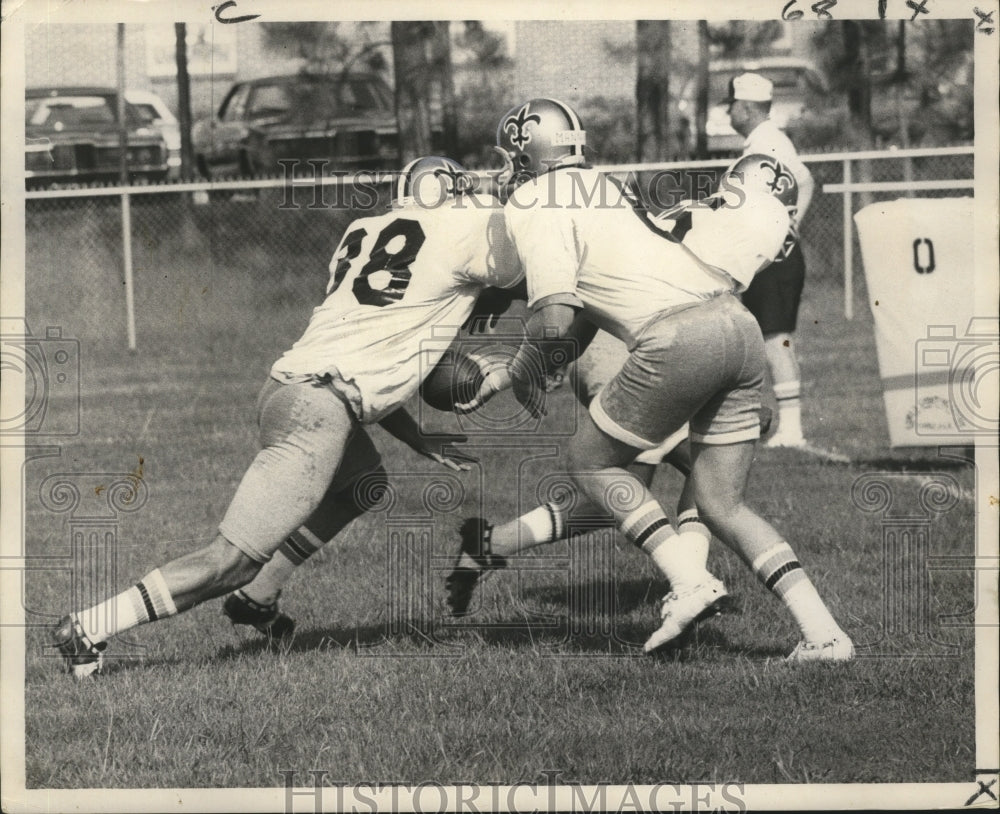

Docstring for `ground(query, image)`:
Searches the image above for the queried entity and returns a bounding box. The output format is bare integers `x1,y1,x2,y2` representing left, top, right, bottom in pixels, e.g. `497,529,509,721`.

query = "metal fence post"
842,157,853,320
121,191,136,351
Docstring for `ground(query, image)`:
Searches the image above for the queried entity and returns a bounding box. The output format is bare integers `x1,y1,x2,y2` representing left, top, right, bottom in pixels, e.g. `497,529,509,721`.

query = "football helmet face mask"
393,156,475,209
495,98,587,193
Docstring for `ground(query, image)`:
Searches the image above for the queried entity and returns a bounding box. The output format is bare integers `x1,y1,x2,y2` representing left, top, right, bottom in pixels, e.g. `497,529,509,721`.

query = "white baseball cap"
723,72,773,103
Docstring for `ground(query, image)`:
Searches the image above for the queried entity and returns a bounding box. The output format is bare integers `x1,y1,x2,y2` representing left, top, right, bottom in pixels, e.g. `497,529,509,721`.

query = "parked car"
125,89,182,179
192,73,400,179
677,57,827,156
25,86,171,188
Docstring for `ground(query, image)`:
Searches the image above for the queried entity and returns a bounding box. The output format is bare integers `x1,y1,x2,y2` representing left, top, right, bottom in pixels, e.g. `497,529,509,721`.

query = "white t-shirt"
742,118,810,185
272,194,523,421
504,168,728,346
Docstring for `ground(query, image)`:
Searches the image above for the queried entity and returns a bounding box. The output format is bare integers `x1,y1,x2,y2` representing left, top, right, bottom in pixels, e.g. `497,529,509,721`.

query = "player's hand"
416,433,479,471
454,366,512,414
463,284,523,334
465,311,503,335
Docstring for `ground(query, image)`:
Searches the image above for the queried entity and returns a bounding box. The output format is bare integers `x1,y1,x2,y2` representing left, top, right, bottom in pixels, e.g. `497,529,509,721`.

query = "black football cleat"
223,590,296,639
445,517,507,617
51,615,107,678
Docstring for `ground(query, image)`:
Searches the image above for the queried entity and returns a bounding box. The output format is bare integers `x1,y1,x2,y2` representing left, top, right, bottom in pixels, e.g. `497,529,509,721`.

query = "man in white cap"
726,72,815,448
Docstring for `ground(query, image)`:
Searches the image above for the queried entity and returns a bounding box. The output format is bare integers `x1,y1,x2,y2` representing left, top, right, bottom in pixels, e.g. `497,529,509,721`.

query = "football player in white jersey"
446,155,786,621
452,99,852,661
51,157,523,676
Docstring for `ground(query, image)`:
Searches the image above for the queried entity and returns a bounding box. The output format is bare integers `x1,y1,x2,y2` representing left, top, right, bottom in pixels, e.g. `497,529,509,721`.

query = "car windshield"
27,96,116,128
132,103,162,122
26,94,153,129
246,78,389,122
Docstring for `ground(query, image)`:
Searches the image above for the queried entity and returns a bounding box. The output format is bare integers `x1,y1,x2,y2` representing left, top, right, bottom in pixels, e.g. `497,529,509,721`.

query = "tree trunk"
174,23,195,181
842,22,875,210
636,21,673,162
842,21,874,150
391,22,434,163
695,21,710,159
895,21,914,191
431,22,458,157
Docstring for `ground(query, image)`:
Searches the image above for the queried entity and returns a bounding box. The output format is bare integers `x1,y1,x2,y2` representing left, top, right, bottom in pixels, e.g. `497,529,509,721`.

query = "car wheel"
196,155,212,181
238,151,256,179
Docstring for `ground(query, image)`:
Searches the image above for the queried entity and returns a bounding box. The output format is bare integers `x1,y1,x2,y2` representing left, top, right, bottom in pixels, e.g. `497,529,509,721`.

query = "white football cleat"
785,634,855,663
643,577,728,653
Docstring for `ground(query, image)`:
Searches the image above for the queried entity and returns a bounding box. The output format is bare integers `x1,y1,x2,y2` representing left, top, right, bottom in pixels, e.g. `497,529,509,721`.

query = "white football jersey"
505,168,729,346
272,194,522,422
682,194,790,291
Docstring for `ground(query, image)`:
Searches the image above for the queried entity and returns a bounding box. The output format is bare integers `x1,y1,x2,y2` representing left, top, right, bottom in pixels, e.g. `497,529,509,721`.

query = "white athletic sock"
674,508,711,573
241,527,323,606
490,502,566,557
774,380,804,439
76,567,178,645
751,543,843,643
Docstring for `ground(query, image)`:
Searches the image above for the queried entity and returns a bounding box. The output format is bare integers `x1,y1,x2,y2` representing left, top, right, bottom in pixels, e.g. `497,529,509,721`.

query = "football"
419,350,485,412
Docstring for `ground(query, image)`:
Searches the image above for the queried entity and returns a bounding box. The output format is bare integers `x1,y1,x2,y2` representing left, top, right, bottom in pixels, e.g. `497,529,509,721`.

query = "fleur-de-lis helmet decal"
503,103,543,149
724,153,799,210
393,156,474,209
759,157,796,202
495,98,587,191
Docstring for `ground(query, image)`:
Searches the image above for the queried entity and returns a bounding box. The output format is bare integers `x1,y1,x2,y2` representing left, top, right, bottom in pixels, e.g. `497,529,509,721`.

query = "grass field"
18,196,980,790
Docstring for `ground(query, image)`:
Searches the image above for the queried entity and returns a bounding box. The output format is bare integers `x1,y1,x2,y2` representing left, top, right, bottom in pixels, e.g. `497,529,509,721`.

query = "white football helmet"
495,98,587,191
720,153,799,212
720,153,800,260
393,156,474,209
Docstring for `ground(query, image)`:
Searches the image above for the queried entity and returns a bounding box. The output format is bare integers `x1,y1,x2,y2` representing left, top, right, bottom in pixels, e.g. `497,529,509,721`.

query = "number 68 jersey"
271,194,523,423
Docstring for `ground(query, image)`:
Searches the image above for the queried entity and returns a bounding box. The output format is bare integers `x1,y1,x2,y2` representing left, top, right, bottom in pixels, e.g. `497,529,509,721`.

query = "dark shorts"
741,242,806,335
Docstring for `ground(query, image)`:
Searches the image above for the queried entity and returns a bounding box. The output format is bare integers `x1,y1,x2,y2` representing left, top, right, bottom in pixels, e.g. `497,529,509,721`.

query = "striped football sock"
622,500,707,591
75,567,178,645
241,527,324,607
490,501,567,557
752,543,842,642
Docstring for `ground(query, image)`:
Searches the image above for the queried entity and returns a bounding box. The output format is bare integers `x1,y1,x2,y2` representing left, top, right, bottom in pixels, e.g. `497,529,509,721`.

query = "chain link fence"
24,148,973,356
